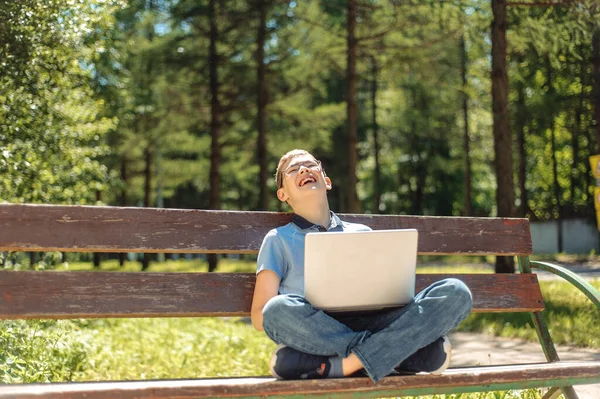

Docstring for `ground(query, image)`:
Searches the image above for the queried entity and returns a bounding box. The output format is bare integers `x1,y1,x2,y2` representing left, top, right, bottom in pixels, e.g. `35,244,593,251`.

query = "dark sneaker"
395,335,451,375
269,345,332,380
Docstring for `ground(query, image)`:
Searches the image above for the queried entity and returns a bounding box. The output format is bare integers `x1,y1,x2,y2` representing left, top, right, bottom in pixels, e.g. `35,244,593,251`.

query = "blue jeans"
262,278,473,383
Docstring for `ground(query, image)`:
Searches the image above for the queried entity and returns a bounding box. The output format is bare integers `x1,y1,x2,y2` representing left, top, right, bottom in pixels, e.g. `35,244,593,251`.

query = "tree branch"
357,26,396,43
358,26,463,53
294,15,346,40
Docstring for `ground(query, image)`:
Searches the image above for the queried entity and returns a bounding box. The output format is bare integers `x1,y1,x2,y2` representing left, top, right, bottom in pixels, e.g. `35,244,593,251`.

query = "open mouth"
299,176,317,187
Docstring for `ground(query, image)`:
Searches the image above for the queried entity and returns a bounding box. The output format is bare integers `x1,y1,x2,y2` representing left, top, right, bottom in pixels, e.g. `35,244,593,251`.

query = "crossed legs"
262,278,473,383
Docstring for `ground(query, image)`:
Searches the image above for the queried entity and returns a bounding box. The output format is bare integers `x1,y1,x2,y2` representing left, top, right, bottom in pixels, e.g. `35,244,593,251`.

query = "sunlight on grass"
55,257,257,273
74,318,276,381
400,391,546,399
417,265,493,274
58,257,497,274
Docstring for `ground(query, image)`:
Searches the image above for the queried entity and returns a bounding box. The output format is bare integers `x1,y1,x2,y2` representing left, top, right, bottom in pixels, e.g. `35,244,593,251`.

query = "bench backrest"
0,204,532,255
0,204,542,320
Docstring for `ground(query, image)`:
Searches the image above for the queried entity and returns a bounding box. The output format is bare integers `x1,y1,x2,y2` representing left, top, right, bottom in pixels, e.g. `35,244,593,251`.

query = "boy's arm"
250,269,280,331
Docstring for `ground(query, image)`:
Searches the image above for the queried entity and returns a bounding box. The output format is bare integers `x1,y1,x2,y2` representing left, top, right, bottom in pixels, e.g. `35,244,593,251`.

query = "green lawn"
4,257,597,398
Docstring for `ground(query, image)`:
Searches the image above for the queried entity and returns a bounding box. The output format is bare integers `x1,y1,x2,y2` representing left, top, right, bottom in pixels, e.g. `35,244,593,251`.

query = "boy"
251,149,472,383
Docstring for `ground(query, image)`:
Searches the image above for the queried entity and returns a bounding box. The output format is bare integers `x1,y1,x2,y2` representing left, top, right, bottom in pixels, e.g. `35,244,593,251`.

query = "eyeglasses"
278,161,322,188
283,161,322,177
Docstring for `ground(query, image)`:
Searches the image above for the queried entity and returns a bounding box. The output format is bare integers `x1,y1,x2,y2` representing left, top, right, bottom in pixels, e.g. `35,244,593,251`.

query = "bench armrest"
529,261,600,310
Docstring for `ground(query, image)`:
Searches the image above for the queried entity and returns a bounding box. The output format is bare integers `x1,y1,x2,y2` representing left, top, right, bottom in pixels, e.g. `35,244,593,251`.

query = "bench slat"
0,272,544,319
0,204,532,255
1,361,599,399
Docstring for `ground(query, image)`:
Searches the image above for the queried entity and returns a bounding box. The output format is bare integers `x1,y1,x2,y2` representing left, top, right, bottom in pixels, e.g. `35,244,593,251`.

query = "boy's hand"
251,269,280,331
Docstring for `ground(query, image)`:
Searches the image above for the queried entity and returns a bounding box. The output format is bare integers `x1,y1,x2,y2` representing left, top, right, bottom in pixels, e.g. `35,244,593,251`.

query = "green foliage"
0,0,123,204
56,256,257,272
401,391,545,399
506,4,600,220
2,0,600,221
0,320,88,383
0,251,65,271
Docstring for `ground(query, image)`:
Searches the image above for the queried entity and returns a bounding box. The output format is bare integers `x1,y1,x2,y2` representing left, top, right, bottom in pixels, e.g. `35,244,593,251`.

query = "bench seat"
2,362,600,399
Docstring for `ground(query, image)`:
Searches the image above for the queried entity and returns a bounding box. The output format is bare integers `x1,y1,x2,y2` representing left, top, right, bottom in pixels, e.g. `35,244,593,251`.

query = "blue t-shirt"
256,211,371,296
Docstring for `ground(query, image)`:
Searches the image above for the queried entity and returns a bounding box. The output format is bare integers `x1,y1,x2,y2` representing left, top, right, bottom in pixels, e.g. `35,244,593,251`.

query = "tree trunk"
257,0,269,211
571,106,581,209
93,190,102,268
156,149,165,263
144,148,152,209
345,0,360,213
414,161,426,215
119,159,127,267
141,0,155,272
515,61,528,218
208,0,221,273
550,119,562,251
410,87,425,215
371,56,381,213
491,0,515,273
461,35,473,216
142,146,152,271
546,58,562,252
92,254,101,269
585,61,595,216
593,29,600,153
571,53,584,214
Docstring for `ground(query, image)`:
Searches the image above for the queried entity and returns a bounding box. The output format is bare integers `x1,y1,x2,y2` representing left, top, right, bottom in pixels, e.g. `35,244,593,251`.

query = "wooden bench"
1,203,600,399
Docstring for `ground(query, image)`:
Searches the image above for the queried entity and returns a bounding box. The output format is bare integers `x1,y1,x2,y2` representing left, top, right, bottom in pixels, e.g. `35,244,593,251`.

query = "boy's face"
277,154,331,206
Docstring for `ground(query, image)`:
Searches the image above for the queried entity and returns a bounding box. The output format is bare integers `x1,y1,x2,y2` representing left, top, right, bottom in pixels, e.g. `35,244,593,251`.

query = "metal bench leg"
519,256,579,399
542,387,561,399
529,311,579,399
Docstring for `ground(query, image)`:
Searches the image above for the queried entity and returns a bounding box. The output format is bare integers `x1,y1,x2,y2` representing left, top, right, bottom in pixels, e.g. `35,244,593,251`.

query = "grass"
530,252,600,264
55,257,254,273
6,257,597,398
73,318,275,381
56,256,496,273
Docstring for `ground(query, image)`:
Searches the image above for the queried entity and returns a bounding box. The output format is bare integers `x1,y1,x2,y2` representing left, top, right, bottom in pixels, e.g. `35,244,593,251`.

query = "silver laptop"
304,229,418,312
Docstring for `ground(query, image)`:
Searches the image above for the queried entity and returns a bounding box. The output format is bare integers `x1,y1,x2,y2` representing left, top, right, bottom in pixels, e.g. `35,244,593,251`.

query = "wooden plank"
1,361,599,399
0,204,532,255
0,272,544,319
